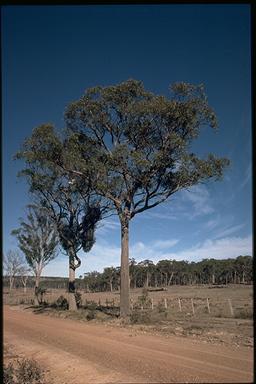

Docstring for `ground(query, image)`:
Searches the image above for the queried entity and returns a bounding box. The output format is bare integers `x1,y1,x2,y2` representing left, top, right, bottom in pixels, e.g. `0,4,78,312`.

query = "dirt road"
4,306,253,383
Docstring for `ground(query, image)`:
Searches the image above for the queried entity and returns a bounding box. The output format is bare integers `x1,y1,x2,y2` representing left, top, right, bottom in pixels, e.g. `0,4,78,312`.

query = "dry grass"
4,284,253,319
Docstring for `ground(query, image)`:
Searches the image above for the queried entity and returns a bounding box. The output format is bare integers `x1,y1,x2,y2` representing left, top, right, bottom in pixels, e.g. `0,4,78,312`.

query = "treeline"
3,255,252,292
83,255,253,292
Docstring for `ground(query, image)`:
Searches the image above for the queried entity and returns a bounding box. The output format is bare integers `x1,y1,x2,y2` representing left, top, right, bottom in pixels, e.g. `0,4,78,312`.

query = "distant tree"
102,267,117,292
12,205,59,305
129,258,138,288
234,255,252,284
63,79,230,317
156,260,174,287
138,260,155,288
19,266,32,293
3,250,27,291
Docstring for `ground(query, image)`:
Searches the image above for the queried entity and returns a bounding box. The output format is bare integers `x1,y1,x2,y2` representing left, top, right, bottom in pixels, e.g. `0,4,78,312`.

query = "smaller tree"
12,205,59,305
19,266,32,293
3,250,27,291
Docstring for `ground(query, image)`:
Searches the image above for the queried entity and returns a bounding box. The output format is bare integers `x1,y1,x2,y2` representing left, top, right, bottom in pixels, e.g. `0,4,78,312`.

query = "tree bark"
165,273,168,287
34,274,40,306
120,217,130,318
9,276,14,291
168,272,174,286
68,250,77,311
145,272,149,288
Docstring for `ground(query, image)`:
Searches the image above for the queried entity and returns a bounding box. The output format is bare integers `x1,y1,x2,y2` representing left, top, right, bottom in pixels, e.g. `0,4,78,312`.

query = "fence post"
130,298,133,310
178,298,182,312
191,298,195,315
151,298,154,310
228,298,234,317
206,298,210,314
164,298,167,309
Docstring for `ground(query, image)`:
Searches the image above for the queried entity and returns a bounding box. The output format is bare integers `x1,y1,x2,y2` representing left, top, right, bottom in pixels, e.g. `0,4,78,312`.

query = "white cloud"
42,234,252,277
163,235,252,262
240,164,252,189
213,223,245,240
181,185,214,218
205,216,220,230
152,239,179,249
96,218,120,235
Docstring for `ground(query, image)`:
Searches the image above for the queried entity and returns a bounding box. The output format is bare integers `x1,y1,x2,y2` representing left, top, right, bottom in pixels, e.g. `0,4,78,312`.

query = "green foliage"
82,255,252,291
54,295,69,310
15,125,106,280
130,310,151,324
4,358,46,384
64,79,229,220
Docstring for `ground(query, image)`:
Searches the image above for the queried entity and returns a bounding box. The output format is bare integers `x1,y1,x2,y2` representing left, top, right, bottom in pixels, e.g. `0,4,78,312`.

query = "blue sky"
2,5,252,277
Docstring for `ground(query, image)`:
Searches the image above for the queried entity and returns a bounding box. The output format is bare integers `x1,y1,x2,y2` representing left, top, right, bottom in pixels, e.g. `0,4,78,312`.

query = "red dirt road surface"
4,306,253,383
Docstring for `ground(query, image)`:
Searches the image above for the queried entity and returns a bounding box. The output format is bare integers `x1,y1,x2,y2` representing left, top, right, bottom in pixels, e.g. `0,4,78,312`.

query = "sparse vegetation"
3,358,46,384
54,295,69,310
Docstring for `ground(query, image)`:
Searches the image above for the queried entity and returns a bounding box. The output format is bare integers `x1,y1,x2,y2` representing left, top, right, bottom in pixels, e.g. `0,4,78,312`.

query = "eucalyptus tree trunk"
120,214,130,318
168,272,174,286
68,249,78,311
34,273,40,306
9,276,14,291
145,272,149,288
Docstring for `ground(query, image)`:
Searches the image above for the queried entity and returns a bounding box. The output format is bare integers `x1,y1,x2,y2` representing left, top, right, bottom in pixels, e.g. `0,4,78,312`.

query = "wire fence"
3,288,253,319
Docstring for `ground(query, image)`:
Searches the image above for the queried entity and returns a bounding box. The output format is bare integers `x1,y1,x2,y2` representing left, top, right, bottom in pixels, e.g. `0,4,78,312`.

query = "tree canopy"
16,79,230,317
64,79,229,219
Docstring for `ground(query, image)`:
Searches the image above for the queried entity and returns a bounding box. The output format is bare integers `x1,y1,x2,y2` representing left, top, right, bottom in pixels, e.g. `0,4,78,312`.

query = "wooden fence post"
164,298,167,309
178,298,182,312
228,298,234,317
130,298,133,310
206,298,211,314
191,298,195,315
151,298,154,310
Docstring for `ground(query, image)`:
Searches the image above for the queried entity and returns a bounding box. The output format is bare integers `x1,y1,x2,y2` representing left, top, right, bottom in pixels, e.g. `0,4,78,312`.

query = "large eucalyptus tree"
63,79,230,317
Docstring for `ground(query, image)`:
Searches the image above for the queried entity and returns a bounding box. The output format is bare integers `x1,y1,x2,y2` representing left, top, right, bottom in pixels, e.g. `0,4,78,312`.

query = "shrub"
16,358,45,384
137,288,151,308
86,310,95,321
157,300,166,313
86,301,98,311
3,358,45,384
234,308,253,319
55,295,68,310
130,309,151,324
3,362,15,384
75,292,82,308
